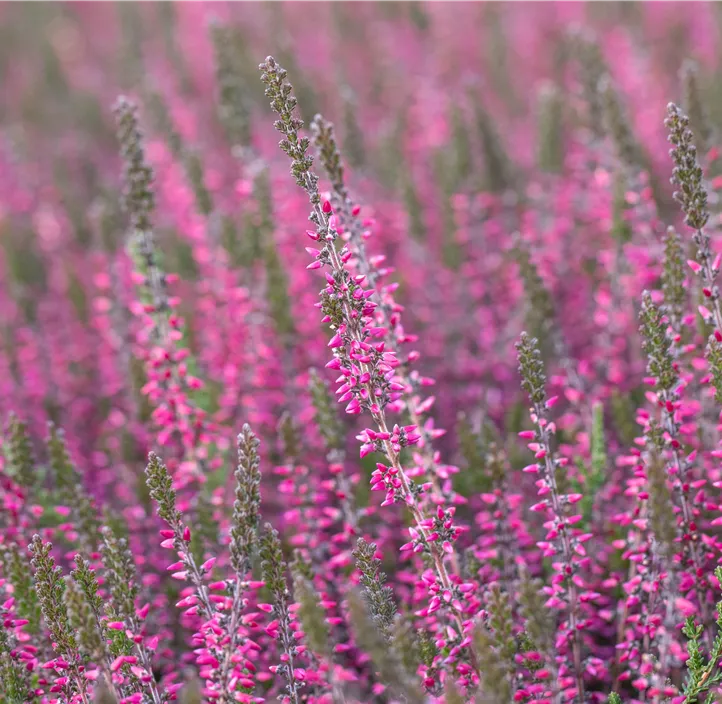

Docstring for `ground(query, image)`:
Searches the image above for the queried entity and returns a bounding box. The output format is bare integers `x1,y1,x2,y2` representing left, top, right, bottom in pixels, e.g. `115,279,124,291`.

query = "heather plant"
8,3,722,704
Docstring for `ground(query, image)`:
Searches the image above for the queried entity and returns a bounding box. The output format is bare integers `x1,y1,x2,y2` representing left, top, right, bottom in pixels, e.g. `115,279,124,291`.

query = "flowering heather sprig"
260,55,477,681
311,114,457,504
516,332,587,702
29,535,90,704
115,96,213,486
4,413,36,491
665,105,722,332
638,292,711,631
616,437,677,698
100,528,165,704
260,524,304,704
215,426,262,702
146,452,256,703
144,453,213,617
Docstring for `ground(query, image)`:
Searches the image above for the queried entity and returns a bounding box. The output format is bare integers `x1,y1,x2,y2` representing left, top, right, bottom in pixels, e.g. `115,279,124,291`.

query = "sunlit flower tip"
107,621,125,630
688,259,702,273
182,526,192,541
322,200,332,213
306,260,322,270
306,229,319,240
523,464,540,473
328,333,343,348
518,430,536,439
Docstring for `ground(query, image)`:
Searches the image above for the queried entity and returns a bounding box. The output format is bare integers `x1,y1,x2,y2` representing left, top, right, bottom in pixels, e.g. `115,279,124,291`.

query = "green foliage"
514,241,556,348
639,291,678,393
211,22,252,151
4,414,37,490
472,95,516,193
666,103,709,231
682,59,715,154
145,452,181,527
572,402,607,526
260,524,288,599
65,574,106,663
291,570,330,657
610,168,633,245
309,369,345,454
662,227,686,333
29,536,81,665
100,527,139,625
230,425,262,577
352,538,397,641
516,332,548,407
537,82,565,174
709,335,722,405
601,76,639,168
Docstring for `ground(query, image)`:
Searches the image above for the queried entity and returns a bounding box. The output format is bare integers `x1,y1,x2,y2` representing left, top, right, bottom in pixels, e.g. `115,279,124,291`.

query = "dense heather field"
10,2,722,703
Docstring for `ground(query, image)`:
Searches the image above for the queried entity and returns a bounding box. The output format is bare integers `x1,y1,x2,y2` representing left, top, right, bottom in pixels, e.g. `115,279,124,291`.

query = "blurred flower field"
5,2,722,703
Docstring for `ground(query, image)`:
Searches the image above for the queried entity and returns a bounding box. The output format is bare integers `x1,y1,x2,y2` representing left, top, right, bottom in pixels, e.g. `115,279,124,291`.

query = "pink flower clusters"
6,3,722,704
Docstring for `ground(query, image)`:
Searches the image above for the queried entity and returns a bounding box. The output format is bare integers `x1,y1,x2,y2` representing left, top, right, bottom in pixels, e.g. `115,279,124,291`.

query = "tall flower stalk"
311,114,457,507
259,55,479,685
516,332,587,702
